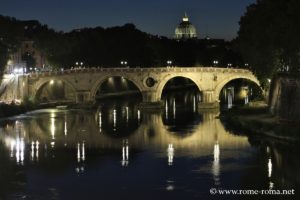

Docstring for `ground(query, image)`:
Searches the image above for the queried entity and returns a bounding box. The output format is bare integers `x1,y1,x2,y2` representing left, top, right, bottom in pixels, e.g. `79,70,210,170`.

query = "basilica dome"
175,13,197,40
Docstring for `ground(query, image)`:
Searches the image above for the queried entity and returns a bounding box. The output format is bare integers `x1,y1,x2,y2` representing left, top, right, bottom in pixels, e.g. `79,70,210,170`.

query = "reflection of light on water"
76,166,85,174
36,141,39,160
77,142,86,163
82,142,85,161
77,143,81,163
99,112,102,132
75,142,85,174
121,140,129,167
11,138,25,165
64,121,67,136
75,142,86,174
245,94,249,105
266,146,270,154
50,113,56,139
268,158,272,178
137,110,141,123
228,92,233,109
269,181,274,189
212,142,220,186
173,99,176,119
113,109,117,131
10,140,15,158
266,146,274,189
20,139,24,165
193,96,196,113
214,142,220,161
31,141,34,161
166,180,175,191
167,144,174,166
50,141,55,148
126,106,129,123
31,141,40,161
165,100,168,120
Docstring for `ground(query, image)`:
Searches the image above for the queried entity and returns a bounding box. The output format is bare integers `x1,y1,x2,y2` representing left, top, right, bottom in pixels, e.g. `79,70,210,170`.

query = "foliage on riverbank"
0,97,37,118
222,103,300,142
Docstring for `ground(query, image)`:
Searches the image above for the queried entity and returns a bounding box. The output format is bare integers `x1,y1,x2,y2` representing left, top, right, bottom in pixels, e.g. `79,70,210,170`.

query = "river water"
0,90,299,200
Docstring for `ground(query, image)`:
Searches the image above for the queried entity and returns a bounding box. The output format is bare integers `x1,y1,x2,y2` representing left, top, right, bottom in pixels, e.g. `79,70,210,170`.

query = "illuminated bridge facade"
0,67,260,108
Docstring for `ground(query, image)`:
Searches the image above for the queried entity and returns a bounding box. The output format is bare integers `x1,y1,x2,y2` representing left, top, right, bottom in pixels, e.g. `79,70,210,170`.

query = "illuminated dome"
175,13,197,40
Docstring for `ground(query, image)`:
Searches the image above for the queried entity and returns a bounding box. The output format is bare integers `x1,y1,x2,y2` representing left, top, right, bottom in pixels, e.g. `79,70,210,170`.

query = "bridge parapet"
28,67,254,78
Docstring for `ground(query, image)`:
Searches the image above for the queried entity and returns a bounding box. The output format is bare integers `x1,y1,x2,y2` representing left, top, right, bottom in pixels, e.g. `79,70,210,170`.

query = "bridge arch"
34,78,77,102
156,74,203,100
215,74,261,101
90,75,144,101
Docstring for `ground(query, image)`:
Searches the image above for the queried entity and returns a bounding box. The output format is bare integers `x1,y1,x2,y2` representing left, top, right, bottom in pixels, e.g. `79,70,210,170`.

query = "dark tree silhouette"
236,0,300,81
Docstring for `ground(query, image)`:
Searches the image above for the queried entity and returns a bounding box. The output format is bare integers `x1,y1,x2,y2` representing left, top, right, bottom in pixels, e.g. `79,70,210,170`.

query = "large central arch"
214,75,262,101
156,74,203,100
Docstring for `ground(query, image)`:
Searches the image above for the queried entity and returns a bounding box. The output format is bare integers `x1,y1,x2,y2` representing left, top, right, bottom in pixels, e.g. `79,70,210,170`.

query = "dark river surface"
0,90,299,200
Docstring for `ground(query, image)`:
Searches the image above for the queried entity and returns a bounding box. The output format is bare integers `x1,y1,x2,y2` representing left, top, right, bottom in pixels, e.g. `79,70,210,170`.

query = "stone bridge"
0,66,260,108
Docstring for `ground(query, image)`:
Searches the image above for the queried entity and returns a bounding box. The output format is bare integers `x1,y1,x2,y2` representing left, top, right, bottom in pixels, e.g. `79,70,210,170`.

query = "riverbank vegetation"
0,97,38,118
236,0,300,82
222,102,300,142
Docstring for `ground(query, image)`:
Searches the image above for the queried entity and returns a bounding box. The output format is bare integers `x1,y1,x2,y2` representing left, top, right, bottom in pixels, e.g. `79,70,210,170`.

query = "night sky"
0,0,255,40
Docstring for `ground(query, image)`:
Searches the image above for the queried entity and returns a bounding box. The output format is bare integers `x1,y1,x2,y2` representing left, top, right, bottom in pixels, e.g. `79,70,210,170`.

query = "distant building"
6,40,45,73
6,20,46,73
175,13,197,40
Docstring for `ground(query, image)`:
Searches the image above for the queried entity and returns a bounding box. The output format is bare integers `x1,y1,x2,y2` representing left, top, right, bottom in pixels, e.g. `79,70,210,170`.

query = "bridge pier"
139,91,164,109
198,90,220,109
76,91,93,104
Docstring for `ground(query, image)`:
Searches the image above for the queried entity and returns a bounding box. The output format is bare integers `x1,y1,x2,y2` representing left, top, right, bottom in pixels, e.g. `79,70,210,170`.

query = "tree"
0,15,24,74
236,0,300,81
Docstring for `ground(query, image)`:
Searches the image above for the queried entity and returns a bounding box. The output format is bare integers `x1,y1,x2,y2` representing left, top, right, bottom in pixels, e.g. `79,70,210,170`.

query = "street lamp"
167,60,172,67
75,61,84,68
213,60,219,66
227,63,232,68
121,61,128,67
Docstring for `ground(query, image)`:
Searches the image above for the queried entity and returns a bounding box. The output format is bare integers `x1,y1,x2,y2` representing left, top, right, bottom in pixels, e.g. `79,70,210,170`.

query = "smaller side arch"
33,77,77,102
90,75,144,102
214,74,262,101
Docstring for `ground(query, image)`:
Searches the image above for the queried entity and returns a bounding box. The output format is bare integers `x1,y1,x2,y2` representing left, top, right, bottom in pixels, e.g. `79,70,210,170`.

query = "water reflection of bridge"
2,109,298,190
1,109,250,160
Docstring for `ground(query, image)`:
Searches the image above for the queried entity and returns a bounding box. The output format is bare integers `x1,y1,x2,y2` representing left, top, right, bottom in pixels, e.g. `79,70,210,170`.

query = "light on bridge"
167,60,173,67
113,109,117,131
213,60,219,66
122,140,129,167
121,61,128,67
213,141,220,186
